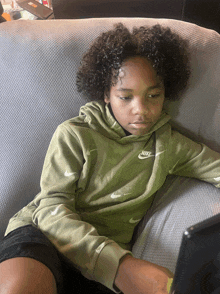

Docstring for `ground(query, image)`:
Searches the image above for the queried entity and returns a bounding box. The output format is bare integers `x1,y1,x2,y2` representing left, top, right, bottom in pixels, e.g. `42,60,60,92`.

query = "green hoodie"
5,101,220,291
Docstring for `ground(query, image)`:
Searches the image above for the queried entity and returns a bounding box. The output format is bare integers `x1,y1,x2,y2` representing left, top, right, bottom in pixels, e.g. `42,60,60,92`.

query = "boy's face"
105,57,165,136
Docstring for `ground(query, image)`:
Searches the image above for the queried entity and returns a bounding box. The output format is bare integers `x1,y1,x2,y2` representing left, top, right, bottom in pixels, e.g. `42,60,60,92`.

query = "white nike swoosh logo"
155,151,166,157
51,204,64,216
129,217,141,224
111,192,131,199
138,150,165,160
64,171,75,177
138,153,151,160
214,177,220,181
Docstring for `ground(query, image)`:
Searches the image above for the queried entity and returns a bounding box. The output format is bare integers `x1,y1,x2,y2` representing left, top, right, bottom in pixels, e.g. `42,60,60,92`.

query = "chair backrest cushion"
1,18,220,238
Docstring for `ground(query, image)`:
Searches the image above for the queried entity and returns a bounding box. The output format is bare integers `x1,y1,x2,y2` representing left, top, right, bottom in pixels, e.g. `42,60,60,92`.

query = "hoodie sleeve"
32,124,131,292
168,131,220,188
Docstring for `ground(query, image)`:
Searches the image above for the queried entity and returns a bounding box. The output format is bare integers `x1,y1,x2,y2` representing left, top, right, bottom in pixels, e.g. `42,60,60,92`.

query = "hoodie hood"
78,101,171,142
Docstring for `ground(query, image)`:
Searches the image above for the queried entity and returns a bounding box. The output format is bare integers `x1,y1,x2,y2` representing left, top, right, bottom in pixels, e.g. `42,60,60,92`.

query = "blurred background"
1,0,52,20
1,0,220,34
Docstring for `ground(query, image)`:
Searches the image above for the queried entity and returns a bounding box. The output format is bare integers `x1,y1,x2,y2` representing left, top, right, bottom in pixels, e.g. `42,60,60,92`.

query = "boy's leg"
0,257,57,294
0,225,115,294
0,225,64,294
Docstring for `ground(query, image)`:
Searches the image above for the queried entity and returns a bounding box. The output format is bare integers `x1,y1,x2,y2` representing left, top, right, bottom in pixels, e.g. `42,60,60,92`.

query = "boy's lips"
129,121,152,129
130,120,152,124
132,120,150,124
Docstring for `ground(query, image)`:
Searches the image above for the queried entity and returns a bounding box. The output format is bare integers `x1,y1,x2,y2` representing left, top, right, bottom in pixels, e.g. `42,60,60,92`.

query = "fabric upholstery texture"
132,175,220,273
1,19,220,272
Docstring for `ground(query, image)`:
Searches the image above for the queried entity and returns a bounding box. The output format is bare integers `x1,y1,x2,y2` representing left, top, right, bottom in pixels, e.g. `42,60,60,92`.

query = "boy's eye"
148,93,160,98
118,96,132,101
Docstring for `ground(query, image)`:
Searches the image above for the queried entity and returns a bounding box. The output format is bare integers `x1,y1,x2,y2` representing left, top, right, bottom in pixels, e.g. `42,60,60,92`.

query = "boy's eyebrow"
116,88,133,92
116,83,164,92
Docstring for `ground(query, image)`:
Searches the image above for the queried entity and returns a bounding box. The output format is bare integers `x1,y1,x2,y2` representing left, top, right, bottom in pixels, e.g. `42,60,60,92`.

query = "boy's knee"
0,257,57,294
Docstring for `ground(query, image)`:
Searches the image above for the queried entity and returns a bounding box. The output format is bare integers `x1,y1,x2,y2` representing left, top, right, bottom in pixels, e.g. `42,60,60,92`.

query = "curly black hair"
76,23,191,101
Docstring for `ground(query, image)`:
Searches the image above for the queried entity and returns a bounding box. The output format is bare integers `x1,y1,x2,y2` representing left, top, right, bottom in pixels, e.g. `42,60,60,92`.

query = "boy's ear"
104,92,110,104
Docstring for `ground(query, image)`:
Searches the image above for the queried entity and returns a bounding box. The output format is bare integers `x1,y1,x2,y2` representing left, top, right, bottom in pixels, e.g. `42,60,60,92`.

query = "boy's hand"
115,255,173,294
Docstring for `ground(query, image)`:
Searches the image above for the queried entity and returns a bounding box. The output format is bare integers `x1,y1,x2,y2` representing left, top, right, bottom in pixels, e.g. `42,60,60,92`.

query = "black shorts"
0,225,114,294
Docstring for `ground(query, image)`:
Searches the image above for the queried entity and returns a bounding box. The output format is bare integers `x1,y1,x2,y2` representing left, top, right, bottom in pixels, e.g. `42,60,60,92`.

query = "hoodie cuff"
93,242,132,292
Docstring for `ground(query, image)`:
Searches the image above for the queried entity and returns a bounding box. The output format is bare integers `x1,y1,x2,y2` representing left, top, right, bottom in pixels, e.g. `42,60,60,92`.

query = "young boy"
0,23,219,294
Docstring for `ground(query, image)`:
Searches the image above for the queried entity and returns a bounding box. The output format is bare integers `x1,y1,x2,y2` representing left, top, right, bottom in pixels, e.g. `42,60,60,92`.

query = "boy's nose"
132,98,149,115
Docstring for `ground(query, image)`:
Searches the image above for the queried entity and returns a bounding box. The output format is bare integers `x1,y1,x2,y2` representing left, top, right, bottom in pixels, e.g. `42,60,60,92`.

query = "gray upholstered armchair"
1,18,220,275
